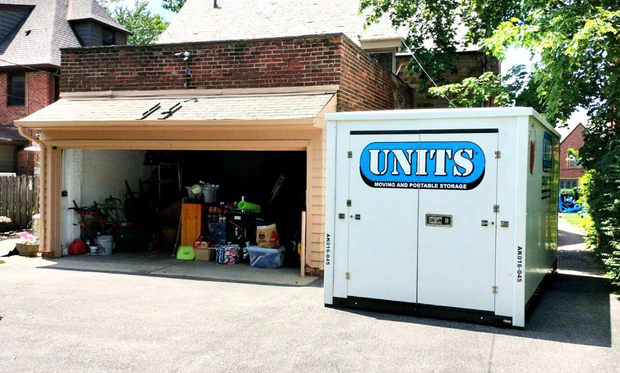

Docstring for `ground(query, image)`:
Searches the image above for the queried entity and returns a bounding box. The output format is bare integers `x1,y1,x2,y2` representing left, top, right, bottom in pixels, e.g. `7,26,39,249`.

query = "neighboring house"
158,0,499,107
559,123,586,189
0,0,129,174
17,0,497,277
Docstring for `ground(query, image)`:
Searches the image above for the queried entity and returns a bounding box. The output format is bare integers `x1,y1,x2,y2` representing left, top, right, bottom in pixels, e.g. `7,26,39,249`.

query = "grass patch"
561,212,592,231
0,259,5,264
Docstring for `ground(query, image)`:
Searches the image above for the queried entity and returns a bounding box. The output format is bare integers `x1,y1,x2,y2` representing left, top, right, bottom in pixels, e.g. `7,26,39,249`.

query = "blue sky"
145,0,176,21
130,1,587,130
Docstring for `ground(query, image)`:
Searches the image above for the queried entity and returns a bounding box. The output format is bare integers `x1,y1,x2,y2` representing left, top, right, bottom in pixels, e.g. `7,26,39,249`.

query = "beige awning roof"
17,93,336,128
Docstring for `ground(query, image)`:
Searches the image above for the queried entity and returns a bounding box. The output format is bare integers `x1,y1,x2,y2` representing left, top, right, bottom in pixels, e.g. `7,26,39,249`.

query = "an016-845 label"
325,233,331,266
516,246,523,282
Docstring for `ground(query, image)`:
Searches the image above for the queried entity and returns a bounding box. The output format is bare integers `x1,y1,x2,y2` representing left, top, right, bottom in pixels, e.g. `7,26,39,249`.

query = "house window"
8,72,26,106
102,27,116,46
369,51,395,72
560,179,578,189
567,155,582,169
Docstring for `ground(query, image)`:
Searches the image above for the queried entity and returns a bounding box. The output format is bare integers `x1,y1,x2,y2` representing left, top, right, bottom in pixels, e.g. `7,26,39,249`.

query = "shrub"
560,187,581,201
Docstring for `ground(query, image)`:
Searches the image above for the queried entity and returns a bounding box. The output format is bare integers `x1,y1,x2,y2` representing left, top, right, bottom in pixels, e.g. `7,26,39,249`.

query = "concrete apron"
0,250,319,287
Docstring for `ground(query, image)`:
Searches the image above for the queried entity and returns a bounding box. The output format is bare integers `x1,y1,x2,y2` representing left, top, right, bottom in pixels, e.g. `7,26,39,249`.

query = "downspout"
17,126,45,150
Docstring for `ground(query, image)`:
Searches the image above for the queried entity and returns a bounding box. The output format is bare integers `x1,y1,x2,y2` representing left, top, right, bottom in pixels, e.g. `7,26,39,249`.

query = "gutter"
17,126,45,150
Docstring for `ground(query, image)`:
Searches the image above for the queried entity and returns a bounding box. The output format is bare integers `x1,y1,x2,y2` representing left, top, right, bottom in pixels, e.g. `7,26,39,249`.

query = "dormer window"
102,27,116,46
369,51,396,72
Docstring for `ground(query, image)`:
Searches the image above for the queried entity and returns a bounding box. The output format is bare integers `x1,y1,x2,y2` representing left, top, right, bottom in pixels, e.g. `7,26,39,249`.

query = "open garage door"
60,148,311,281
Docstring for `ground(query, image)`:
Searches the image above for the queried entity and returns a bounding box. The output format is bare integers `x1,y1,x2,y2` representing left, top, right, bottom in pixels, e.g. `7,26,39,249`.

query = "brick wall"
60,34,413,111
0,71,56,124
397,52,500,108
338,36,412,111
61,35,344,92
560,124,586,180
0,70,55,174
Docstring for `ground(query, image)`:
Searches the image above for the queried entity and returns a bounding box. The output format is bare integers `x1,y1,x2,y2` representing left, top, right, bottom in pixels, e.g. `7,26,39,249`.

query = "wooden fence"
0,175,39,231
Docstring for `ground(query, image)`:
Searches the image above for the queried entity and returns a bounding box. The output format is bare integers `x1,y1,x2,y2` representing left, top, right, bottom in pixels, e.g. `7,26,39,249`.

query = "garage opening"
60,149,308,280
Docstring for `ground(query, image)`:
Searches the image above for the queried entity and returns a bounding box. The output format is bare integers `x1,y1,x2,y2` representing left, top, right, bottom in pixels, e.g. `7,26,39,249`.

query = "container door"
346,133,419,303
417,132,499,312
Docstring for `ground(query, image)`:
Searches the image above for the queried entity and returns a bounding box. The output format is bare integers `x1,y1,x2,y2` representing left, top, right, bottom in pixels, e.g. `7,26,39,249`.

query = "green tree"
362,0,620,285
428,64,548,113
162,0,186,13
98,0,120,13
98,0,169,45
114,1,169,45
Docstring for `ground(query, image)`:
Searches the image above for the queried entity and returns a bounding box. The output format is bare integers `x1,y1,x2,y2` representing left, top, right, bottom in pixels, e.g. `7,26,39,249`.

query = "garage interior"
59,148,311,282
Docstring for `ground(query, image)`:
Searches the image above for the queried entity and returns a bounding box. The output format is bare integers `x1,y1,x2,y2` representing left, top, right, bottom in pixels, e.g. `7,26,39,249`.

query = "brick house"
158,0,499,107
559,123,586,189
0,0,129,174
17,0,498,276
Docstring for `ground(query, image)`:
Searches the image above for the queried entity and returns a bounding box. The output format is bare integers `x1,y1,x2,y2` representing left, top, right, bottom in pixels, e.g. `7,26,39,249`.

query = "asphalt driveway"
1,218,619,372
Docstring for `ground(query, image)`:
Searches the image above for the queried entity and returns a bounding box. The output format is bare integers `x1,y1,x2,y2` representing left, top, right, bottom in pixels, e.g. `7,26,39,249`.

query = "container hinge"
494,151,501,159
492,286,498,294
345,272,351,280
346,199,352,207
493,205,500,213
347,151,352,159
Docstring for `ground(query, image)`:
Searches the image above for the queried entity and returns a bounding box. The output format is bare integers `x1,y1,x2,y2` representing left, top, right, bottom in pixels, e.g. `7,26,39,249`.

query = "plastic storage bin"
247,246,285,269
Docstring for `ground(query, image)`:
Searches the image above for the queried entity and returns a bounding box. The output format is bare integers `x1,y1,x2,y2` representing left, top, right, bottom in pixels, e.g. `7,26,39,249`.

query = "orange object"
181,202,202,246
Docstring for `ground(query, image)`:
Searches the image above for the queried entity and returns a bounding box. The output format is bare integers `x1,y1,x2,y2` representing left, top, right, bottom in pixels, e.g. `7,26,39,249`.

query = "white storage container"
323,108,560,328
247,246,285,269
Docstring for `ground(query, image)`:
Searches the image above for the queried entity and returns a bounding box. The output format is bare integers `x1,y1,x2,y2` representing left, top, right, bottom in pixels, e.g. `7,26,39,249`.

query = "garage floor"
0,245,318,286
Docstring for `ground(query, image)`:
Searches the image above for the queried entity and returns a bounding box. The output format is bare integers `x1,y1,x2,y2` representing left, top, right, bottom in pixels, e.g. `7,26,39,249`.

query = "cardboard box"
194,247,214,261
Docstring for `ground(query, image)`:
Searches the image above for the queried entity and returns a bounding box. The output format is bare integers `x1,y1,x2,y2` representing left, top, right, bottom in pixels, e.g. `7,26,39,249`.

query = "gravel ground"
0,218,618,373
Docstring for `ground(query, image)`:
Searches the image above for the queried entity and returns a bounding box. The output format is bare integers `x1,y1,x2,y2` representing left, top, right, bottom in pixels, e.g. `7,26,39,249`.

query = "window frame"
560,179,578,189
567,154,582,169
102,27,116,46
7,72,26,107
368,50,396,73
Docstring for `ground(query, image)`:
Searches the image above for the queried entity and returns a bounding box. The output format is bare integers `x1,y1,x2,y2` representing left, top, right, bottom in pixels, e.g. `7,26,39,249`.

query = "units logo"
359,141,486,190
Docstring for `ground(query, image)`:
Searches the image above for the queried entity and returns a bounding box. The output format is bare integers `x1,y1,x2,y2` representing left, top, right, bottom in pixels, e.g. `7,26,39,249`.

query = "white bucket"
96,235,115,256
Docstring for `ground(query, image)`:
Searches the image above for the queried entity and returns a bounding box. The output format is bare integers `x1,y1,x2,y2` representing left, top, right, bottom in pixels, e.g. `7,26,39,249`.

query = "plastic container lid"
247,246,284,254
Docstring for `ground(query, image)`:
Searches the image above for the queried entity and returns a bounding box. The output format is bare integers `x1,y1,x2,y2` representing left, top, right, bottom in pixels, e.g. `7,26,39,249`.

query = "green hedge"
580,137,620,288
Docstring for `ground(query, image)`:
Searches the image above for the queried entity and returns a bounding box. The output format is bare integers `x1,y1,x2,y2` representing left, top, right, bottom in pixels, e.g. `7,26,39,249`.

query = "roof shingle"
17,93,336,125
157,0,401,45
0,0,126,68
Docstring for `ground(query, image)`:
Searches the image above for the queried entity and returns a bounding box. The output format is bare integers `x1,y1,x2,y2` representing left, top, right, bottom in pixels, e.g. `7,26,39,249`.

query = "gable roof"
560,123,586,144
0,0,126,69
158,0,405,45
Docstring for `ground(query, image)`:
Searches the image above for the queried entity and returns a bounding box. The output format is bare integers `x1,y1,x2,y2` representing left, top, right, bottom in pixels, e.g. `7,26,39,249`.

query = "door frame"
41,138,317,274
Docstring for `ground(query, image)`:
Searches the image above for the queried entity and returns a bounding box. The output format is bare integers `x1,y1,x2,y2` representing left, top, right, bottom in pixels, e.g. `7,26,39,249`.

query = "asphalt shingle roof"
67,0,128,32
17,93,336,124
0,0,126,68
0,126,27,142
157,0,402,45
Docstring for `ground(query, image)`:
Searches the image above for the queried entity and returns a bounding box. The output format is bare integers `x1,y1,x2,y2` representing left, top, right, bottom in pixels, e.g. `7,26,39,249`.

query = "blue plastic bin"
247,246,285,269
